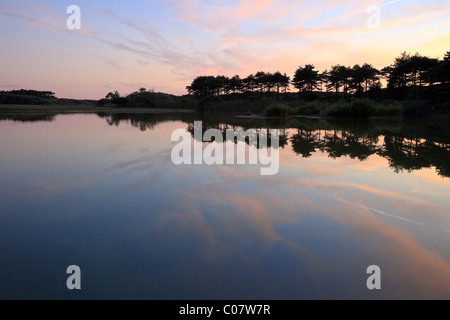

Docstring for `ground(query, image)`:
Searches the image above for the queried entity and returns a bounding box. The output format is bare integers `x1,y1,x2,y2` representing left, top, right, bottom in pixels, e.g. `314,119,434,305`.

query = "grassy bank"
0,89,196,113
292,99,403,118
98,91,196,110
198,96,405,119
2,89,448,119
0,104,195,115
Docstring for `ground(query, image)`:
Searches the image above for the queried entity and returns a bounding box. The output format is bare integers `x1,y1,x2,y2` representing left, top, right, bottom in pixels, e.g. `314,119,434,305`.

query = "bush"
97,99,108,107
324,99,376,118
126,92,156,108
265,103,291,117
294,100,324,116
0,93,46,105
350,98,376,117
114,97,129,108
374,101,403,117
324,100,352,117
197,95,223,112
179,98,195,109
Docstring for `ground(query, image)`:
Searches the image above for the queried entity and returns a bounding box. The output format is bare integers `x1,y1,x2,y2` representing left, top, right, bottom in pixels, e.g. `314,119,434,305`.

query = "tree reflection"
95,112,450,179
0,114,56,123
96,112,196,131
188,118,450,178
291,130,318,158
185,121,290,150
289,120,450,178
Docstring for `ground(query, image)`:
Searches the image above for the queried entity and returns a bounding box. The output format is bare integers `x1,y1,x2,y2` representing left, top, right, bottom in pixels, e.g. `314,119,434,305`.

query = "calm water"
0,112,449,300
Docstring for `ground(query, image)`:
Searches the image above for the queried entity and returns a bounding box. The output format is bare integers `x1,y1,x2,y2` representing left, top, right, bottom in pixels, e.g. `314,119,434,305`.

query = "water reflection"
181,116,450,179
96,112,196,131
0,113,56,123
0,113,449,299
93,113,450,178
291,126,450,178
4,111,448,178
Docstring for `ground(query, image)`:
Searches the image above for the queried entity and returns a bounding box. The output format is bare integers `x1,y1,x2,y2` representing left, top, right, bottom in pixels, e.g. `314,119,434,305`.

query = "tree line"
186,72,291,97
186,51,450,99
0,89,56,105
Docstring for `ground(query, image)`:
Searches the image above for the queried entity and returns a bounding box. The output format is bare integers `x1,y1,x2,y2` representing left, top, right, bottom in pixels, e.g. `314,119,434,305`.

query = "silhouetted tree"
410,54,439,88
264,72,276,92
319,70,330,93
105,91,128,107
427,51,450,86
185,49,448,103
187,76,222,97
361,63,380,92
349,64,380,94
338,66,352,95
243,74,257,93
7,90,55,98
106,91,121,100
254,71,268,92
326,65,344,94
349,64,365,94
226,75,243,93
292,64,319,93
273,72,290,94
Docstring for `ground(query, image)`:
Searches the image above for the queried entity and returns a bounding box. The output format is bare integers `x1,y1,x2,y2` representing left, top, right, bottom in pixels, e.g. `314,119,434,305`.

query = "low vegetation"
0,90,56,105
265,103,291,117
97,89,194,110
294,98,403,118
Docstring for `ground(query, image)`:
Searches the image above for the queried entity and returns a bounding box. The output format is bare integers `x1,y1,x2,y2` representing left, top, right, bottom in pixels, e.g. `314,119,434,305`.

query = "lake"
0,112,449,300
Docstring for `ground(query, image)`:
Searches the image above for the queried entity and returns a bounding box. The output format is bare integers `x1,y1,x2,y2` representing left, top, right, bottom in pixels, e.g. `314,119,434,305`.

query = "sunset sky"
0,0,449,99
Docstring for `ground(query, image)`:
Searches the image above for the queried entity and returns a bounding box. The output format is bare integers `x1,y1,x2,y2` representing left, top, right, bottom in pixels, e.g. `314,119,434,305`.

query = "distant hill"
0,89,56,105
0,89,98,107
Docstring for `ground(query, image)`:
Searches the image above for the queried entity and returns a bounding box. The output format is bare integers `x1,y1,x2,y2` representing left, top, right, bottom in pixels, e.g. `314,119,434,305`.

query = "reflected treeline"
96,112,197,131
290,118,450,178
0,114,56,123
4,112,448,178
292,129,380,160
186,121,290,149
93,113,450,178
381,135,450,178
184,117,450,178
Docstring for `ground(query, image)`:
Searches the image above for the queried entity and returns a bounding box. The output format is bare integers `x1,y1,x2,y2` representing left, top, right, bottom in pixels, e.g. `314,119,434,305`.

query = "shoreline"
1,101,449,120
0,104,195,115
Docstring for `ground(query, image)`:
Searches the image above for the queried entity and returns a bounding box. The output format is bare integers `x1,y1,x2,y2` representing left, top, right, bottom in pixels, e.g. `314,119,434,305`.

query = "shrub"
374,101,403,117
324,99,376,118
265,103,291,117
294,100,323,116
114,97,129,108
197,95,223,112
350,98,376,117
97,98,108,107
324,100,352,117
126,92,156,108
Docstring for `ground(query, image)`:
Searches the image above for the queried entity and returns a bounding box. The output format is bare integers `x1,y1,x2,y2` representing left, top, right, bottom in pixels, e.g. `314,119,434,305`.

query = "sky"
0,0,449,99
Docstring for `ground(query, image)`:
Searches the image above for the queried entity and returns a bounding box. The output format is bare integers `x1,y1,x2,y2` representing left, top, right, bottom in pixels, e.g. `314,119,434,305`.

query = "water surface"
0,112,449,299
